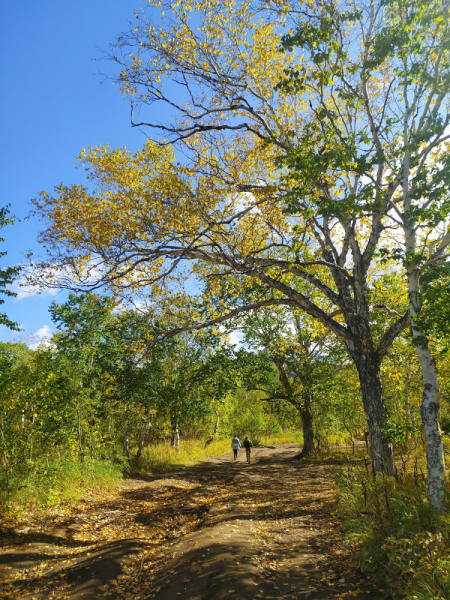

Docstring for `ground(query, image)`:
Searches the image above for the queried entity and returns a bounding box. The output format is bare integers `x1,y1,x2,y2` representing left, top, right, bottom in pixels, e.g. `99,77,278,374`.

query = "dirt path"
0,445,383,600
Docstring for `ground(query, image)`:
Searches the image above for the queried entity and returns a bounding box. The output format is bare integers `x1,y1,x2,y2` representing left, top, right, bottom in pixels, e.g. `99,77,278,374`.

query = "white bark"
408,272,446,510
136,402,153,459
213,409,219,434
171,416,180,449
171,428,180,449
404,364,411,450
402,79,446,509
123,401,131,463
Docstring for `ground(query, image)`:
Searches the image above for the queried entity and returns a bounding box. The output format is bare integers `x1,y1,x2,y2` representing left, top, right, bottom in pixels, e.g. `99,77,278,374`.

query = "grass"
133,431,302,474
290,439,450,599
0,431,303,516
0,457,123,516
333,448,450,600
256,430,302,445
134,438,232,473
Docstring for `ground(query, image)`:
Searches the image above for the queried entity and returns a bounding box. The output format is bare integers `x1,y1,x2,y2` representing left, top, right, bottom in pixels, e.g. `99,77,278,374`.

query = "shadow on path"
0,444,382,600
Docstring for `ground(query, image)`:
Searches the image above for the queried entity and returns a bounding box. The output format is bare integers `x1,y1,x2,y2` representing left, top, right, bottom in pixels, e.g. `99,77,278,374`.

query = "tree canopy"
27,0,450,508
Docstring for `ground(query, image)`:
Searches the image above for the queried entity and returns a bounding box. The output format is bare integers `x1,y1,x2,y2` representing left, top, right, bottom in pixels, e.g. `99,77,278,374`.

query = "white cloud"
10,273,59,302
228,330,245,347
28,324,53,350
10,259,108,302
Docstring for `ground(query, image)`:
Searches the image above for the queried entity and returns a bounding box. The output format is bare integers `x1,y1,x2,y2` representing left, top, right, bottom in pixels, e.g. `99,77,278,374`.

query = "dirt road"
0,445,382,600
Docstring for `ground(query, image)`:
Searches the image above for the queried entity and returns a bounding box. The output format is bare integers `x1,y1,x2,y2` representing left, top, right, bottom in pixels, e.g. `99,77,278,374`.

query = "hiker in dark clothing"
231,435,241,460
243,436,253,463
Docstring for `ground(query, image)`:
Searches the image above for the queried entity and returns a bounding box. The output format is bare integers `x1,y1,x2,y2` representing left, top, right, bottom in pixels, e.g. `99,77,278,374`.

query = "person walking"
243,436,253,464
231,435,241,460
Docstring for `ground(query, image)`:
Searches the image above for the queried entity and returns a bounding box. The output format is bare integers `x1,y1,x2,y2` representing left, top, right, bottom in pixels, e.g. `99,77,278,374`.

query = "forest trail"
0,445,383,600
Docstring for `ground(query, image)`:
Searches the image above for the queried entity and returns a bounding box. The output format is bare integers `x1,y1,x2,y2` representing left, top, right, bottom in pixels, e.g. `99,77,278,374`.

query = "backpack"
244,439,252,448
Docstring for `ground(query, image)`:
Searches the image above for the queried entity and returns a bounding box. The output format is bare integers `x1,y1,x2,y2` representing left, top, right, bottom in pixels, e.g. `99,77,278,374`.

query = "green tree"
278,0,450,509
228,305,346,456
0,342,76,505
150,330,227,448
98,309,158,463
30,1,412,479
50,293,116,463
0,206,21,331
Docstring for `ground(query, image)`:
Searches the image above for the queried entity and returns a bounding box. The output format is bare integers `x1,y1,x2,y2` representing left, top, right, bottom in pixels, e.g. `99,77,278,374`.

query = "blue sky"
0,1,152,345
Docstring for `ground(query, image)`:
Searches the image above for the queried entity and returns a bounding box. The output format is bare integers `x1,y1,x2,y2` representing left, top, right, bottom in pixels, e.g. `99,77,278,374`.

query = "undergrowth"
334,454,450,600
0,457,123,515
257,430,302,445
1,433,302,515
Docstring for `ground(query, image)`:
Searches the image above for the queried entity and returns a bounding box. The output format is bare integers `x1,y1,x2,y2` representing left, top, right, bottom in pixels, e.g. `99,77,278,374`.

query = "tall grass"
1,431,303,515
0,457,123,515
334,453,450,600
256,430,302,445
134,432,302,474
134,438,231,473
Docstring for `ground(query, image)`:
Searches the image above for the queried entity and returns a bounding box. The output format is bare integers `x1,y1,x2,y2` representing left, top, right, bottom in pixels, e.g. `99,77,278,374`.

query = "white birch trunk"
171,416,180,450
123,402,131,463
213,409,220,434
136,402,153,459
407,271,446,511
402,85,446,510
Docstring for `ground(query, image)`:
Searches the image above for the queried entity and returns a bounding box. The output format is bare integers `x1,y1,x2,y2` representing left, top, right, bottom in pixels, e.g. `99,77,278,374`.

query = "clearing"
0,444,383,600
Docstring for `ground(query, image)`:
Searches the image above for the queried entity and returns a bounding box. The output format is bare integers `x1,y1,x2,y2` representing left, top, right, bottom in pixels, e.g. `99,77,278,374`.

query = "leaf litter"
0,445,382,599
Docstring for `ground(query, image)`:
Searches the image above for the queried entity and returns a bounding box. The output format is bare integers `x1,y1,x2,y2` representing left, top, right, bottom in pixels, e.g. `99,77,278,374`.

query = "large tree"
277,0,450,510
29,0,450,506
28,0,409,477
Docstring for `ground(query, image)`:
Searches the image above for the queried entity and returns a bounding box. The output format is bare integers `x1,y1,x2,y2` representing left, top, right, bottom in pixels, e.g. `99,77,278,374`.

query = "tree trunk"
355,357,396,475
299,398,315,456
123,403,131,463
28,403,35,461
123,425,131,462
77,379,85,464
342,417,355,455
213,409,220,434
314,423,321,451
136,402,153,459
404,365,411,451
77,406,84,464
401,91,446,510
171,416,180,449
418,348,445,511
408,271,446,511
364,431,369,453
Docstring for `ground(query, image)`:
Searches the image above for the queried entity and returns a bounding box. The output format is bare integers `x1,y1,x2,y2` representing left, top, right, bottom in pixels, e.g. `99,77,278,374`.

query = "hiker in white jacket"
231,435,241,460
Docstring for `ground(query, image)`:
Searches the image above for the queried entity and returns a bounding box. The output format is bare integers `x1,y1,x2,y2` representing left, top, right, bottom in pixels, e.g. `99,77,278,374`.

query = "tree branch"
375,311,410,364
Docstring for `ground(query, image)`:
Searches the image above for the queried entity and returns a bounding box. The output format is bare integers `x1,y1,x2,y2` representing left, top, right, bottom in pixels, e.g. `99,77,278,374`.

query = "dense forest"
2,0,450,598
